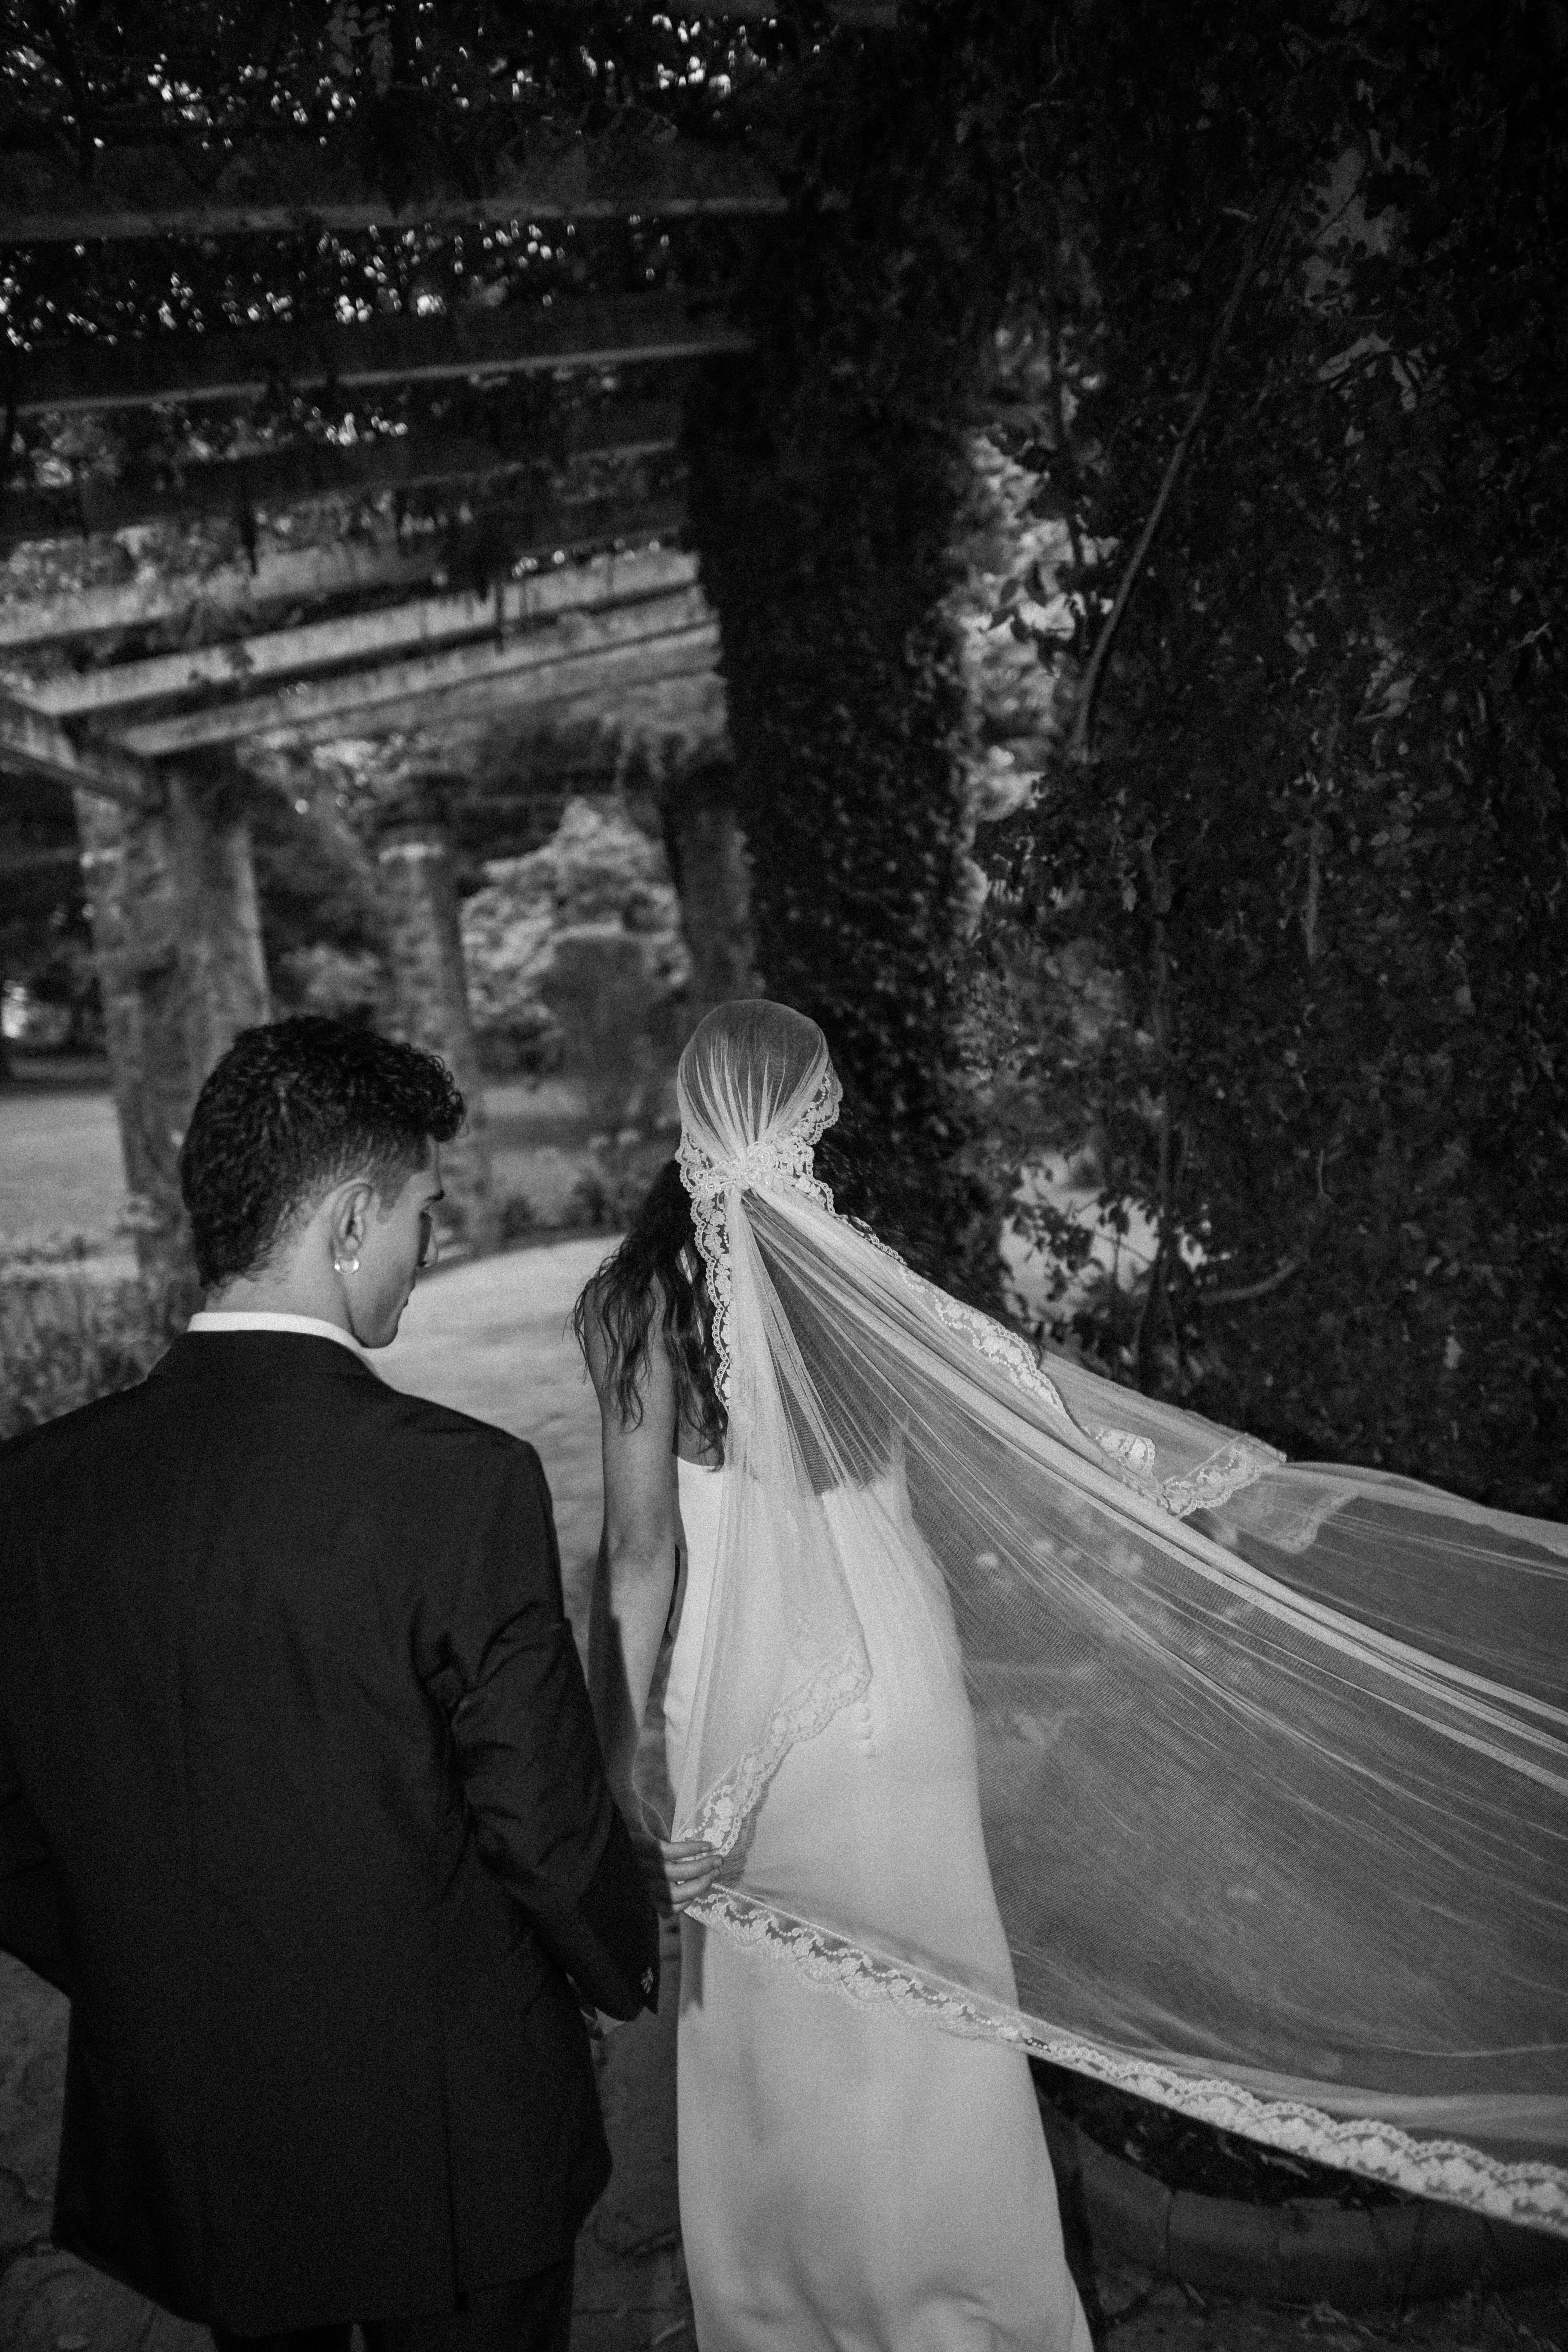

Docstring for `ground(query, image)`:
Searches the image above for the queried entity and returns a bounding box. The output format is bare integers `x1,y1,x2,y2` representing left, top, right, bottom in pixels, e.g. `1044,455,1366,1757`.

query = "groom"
0,1016,659,2352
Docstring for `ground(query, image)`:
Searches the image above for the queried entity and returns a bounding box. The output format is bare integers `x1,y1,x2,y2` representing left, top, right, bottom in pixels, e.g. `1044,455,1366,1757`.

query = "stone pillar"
375,782,498,1256
166,762,272,1076
542,928,664,1137
665,768,760,1024
74,759,272,1317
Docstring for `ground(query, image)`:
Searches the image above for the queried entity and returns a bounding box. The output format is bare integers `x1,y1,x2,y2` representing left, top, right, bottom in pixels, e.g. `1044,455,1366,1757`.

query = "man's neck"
203,1275,351,1334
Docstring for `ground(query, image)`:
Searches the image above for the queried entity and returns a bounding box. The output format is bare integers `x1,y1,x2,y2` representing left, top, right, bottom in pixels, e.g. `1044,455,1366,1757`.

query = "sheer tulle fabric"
662,1001,1568,2237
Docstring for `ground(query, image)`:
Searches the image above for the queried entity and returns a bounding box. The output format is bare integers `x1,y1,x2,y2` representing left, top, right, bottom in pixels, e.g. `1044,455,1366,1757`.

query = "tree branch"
1200,1255,1302,1306
1067,184,1291,766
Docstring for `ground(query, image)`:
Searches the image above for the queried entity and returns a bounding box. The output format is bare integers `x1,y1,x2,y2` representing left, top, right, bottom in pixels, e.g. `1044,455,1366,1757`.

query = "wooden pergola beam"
0,535,446,651
281,628,723,750
11,292,749,419
18,545,699,719
107,588,718,756
0,153,786,248
0,400,681,550
511,1,895,16
0,494,683,649
0,696,157,809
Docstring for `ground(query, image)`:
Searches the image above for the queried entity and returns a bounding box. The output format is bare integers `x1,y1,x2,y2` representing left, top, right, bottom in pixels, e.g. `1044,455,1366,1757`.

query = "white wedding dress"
643,1452,1095,2352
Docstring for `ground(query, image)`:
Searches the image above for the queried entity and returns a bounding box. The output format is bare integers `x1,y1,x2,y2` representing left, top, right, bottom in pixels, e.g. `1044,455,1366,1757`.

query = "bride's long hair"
572,1159,727,1456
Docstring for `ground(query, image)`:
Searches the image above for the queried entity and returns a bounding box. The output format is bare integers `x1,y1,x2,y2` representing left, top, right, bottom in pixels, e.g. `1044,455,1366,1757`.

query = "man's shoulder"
368,1380,544,1485
2,1359,542,1496
0,1375,155,1487
359,1388,552,1555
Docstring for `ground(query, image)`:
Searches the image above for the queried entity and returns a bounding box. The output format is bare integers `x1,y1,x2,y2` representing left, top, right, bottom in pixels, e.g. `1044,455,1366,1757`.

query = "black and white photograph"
1,6,1565,2351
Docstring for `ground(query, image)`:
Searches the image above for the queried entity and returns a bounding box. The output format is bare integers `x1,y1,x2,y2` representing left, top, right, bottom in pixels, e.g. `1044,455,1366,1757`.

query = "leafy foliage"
460,796,691,1078
688,360,989,1290
0,2,809,550
975,0,1568,1513
0,1267,168,1439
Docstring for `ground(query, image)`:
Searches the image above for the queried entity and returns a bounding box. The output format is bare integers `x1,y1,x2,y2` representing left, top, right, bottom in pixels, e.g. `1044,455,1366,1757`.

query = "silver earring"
334,1255,360,1276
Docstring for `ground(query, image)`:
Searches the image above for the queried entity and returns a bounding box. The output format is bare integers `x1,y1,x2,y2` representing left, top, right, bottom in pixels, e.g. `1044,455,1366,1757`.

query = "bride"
577,1000,1568,2348
577,1006,1092,2349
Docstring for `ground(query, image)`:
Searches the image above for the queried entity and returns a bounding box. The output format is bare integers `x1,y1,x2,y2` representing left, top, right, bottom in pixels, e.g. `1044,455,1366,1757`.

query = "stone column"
165,761,272,1076
664,767,760,1024
74,759,272,1317
375,781,498,1256
542,928,663,1138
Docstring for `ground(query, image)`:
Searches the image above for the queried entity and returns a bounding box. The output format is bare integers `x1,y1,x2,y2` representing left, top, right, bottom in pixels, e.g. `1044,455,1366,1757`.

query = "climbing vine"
684,13,1069,1298
974,0,1568,1513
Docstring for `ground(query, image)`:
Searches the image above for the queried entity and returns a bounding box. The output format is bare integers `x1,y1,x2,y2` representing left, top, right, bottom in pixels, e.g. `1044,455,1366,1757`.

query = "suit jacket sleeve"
430,1443,660,2021
0,1722,72,1998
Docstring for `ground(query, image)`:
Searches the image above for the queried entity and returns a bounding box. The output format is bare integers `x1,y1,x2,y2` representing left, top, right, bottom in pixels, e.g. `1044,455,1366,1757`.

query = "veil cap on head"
662,999,1568,2237
676,1002,840,1405
677,1000,841,1204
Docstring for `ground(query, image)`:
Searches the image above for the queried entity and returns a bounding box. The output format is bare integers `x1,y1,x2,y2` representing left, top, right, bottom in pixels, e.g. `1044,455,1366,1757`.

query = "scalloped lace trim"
845,1220,1283,1520
673,1076,867,1860
687,1888,1568,2235
688,1641,869,1857
677,1068,839,1407
1160,1435,1283,1518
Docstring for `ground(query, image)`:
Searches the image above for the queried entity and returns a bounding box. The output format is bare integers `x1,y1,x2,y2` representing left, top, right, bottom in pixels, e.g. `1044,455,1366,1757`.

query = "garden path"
381,1234,613,1635
0,1080,130,1263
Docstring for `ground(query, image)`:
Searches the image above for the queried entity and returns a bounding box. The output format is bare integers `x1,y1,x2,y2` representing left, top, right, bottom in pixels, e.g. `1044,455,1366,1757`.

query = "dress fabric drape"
645,1457,1094,2352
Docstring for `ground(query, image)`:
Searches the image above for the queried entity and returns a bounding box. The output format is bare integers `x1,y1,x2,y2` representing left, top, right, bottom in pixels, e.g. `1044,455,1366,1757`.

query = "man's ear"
329,1181,375,1266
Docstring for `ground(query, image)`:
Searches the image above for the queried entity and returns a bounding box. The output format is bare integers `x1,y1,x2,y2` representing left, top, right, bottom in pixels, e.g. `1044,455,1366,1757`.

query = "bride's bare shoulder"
579,1269,679,1416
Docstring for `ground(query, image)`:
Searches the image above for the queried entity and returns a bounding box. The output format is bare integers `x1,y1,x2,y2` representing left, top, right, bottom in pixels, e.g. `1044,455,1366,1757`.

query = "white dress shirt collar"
186,1310,366,1357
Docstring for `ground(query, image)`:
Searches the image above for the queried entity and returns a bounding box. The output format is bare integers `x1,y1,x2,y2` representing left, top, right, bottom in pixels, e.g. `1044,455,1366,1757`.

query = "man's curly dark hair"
179,1016,466,1291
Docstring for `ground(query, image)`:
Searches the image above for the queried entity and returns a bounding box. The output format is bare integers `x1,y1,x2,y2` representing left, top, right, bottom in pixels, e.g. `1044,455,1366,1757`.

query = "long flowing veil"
660,999,1568,2238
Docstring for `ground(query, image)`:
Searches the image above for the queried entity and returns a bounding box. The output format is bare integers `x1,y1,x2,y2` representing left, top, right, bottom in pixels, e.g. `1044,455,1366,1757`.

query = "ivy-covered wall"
687,370,988,1290
974,0,1568,1515
683,15,1050,1298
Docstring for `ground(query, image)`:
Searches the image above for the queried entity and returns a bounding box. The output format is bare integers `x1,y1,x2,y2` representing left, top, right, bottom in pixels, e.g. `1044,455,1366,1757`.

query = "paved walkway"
381,1237,614,1633
0,1084,131,1263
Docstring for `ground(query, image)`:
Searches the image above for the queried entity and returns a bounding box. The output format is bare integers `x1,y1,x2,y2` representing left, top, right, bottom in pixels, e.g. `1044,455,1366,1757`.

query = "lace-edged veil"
664,999,1568,2237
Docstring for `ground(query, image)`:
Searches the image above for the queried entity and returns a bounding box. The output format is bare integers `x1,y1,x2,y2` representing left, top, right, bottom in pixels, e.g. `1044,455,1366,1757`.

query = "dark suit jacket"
0,1331,659,2333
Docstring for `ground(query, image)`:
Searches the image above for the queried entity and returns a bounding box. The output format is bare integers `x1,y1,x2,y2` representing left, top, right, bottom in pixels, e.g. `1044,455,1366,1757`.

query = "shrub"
0,1270,168,1441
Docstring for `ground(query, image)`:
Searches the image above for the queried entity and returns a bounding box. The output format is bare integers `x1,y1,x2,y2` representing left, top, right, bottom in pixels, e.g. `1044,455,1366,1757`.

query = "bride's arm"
580,1293,681,1807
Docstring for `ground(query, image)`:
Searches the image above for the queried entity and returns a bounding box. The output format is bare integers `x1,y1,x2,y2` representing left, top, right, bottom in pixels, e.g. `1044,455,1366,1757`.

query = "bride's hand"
632,1829,721,1915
